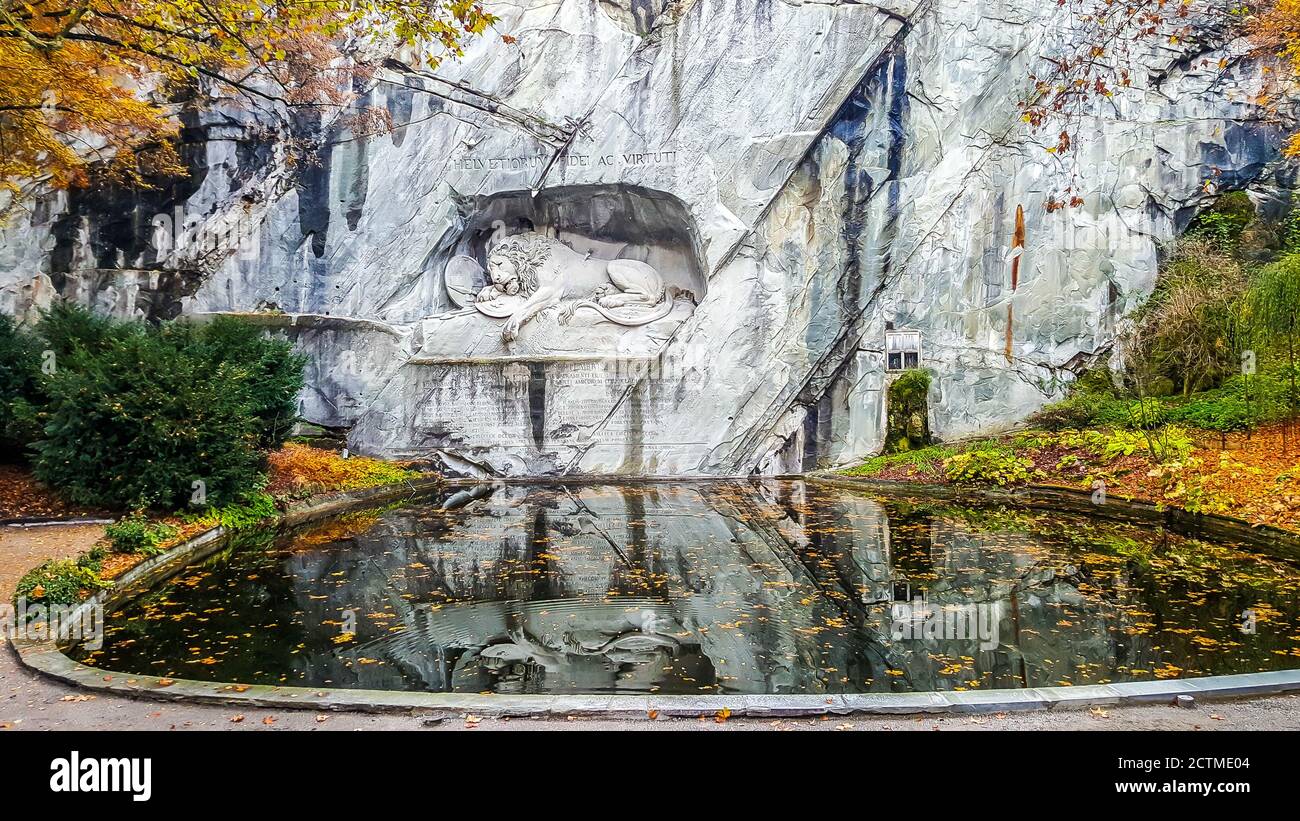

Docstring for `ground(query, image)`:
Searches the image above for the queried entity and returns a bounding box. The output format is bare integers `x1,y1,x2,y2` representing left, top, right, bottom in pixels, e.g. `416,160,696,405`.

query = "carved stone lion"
472,231,680,343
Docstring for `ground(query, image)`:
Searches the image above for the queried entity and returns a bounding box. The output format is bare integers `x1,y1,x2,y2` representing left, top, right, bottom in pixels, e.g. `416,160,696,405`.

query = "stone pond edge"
11,475,1300,719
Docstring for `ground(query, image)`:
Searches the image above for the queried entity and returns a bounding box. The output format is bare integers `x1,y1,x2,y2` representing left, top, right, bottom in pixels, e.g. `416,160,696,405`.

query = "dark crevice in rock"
49,112,211,277
292,109,333,259
343,84,373,232
527,362,547,451
384,83,415,148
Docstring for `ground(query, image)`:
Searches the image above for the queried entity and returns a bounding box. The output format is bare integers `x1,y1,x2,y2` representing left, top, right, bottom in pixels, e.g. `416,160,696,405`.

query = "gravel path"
0,523,104,601
5,524,1300,731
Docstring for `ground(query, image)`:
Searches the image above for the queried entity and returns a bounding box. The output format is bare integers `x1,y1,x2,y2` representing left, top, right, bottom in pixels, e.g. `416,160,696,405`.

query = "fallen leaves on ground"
845,421,1300,534
0,465,106,520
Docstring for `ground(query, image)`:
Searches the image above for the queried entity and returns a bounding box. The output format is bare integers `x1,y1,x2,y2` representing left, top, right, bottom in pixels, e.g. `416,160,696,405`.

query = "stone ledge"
191,311,407,338
15,638,1300,717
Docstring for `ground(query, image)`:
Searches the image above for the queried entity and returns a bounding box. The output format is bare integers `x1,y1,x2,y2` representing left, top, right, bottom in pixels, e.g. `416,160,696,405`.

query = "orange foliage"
0,0,501,217
1250,0,1300,155
266,443,417,498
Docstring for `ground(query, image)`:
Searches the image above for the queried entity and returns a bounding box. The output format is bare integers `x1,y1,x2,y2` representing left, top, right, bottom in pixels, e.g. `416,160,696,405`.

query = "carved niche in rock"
456,228,691,342
419,185,705,362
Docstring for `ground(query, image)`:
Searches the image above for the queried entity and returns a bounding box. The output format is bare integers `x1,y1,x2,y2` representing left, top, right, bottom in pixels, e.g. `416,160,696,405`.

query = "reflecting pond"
71,481,1300,695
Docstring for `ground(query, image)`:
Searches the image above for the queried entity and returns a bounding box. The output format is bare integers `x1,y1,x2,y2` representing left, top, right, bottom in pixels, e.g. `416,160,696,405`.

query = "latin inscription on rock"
450,150,680,173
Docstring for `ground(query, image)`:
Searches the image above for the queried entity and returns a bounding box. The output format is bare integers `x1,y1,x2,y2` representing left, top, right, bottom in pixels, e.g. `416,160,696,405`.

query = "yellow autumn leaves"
1,0,499,217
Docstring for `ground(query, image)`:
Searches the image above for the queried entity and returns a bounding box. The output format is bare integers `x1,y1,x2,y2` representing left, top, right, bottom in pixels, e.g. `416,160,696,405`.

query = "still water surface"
73,481,1300,694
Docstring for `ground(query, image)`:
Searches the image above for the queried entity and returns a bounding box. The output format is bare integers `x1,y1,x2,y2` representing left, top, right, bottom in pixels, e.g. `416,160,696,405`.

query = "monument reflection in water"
78,482,1300,695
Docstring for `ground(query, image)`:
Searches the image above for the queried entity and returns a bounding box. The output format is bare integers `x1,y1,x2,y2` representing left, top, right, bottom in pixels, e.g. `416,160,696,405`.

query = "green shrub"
36,302,131,360
213,491,278,531
1157,369,1293,431
0,315,43,458
1165,393,1253,431
105,514,179,555
1124,397,1167,430
1185,191,1254,253
943,446,1037,487
14,555,108,607
1247,254,1300,413
1088,426,1195,463
1126,239,1247,397
1029,366,1135,431
28,310,304,511
188,317,305,449
1029,393,1108,431
33,328,264,510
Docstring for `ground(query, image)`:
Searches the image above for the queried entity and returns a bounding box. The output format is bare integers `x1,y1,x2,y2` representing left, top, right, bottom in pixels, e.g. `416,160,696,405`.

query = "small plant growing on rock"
884,369,932,453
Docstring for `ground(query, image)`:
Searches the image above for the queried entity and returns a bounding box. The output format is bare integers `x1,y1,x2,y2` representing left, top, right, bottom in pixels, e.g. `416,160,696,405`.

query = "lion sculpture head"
485,233,552,297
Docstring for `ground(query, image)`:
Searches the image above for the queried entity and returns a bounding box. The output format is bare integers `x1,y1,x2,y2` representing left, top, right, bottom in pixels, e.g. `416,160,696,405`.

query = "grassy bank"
841,420,1300,533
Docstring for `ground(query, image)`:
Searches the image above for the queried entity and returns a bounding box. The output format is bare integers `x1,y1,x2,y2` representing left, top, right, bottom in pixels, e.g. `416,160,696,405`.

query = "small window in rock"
886,330,922,372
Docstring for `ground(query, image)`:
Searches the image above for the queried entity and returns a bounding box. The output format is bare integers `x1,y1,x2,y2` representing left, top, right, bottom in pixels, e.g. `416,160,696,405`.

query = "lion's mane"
487,233,552,296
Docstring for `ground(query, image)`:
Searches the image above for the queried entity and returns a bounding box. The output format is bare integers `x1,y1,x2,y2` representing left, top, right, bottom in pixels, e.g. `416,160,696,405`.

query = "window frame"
885,329,923,373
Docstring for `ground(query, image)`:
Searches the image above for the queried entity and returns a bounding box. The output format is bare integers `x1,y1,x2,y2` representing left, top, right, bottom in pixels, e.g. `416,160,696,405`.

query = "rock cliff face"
1,0,1294,476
